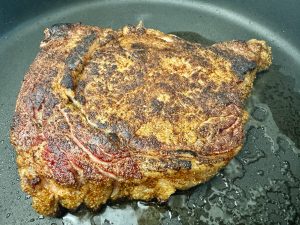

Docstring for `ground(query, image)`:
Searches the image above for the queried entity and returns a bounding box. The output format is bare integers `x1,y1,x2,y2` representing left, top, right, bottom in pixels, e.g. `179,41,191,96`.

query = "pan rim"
1,0,300,65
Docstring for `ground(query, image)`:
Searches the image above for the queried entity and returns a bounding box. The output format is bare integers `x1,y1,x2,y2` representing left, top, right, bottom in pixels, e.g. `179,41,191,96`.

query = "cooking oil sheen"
59,31,300,225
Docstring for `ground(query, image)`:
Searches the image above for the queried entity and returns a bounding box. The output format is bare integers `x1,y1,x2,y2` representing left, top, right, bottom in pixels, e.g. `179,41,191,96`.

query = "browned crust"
10,23,272,215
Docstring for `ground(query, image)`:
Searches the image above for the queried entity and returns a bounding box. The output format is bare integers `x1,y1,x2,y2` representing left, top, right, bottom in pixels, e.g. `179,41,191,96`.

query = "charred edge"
74,80,87,104
61,31,98,90
131,42,146,49
210,47,256,80
66,31,98,71
44,23,74,41
148,158,192,171
165,158,192,170
27,176,41,186
144,158,192,171
131,43,147,60
89,62,100,76
103,64,117,77
124,24,146,35
111,121,133,141
61,71,74,89
31,85,46,109
171,149,198,157
96,121,108,129
196,156,227,164
99,33,116,46
216,92,234,106
130,136,162,150
43,93,59,117
11,112,21,132
74,94,86,105
107,133,121,147
89,133,118,154
151,99,164,113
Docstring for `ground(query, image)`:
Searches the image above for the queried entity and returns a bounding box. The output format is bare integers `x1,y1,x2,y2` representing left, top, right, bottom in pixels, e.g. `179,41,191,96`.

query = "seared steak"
10,23,272,215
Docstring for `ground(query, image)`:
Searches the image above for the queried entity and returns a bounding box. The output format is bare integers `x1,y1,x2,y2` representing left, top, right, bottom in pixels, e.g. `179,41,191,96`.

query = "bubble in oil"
251,106,268,122
160,211,182,225
168,195,188,209
136,202,162,225
257,170,264,176
25,194,31,200
276,136,291,153
280,160,290,175
223,158,245,180
38,215,44,219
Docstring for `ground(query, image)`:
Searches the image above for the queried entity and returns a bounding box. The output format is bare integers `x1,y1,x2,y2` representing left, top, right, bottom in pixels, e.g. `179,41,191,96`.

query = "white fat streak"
59,108,121,181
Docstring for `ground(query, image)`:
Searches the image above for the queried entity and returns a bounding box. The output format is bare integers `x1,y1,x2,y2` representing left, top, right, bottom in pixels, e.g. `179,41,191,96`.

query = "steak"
10,23,272,216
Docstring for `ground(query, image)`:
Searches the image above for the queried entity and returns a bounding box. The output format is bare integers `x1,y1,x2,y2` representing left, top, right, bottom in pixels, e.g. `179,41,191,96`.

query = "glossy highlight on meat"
10,22,272,216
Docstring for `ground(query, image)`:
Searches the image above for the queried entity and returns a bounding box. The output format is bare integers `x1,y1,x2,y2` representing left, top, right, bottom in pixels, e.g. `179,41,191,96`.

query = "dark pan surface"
0,0,299,224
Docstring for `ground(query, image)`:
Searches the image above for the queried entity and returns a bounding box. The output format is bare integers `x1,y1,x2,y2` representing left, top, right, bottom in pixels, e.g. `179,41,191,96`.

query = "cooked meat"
10,22,272,216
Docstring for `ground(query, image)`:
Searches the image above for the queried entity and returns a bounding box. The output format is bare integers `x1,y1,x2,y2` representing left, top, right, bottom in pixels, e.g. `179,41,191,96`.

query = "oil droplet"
257,170,264,176
251,107,268,122
137,201,150,209
280,161,290,175
25,195,31,199
0,140,4,144
223,158,245,180
6,213,11,218
38,215,44,219
103,219,113,225
276,136,290,153
254,65,300,148
239,126,267,165
168,195,187,209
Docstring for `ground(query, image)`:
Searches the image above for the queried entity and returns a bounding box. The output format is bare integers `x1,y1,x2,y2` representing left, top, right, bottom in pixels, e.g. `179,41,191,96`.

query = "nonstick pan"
1,0,299,224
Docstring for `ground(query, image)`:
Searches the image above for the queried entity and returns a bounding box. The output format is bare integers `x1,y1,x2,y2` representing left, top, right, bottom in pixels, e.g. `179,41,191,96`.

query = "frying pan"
1,0,299,224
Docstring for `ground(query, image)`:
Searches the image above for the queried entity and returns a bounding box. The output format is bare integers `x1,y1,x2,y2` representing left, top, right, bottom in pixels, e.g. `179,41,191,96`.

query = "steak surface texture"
10,23,272,215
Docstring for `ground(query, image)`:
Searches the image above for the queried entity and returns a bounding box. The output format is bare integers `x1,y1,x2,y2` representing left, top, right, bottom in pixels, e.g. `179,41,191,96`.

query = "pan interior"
0,1,299,224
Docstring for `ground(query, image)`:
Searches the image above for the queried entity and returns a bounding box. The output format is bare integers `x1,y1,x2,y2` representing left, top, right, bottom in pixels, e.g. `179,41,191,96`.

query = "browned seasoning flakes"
10,22,272,216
